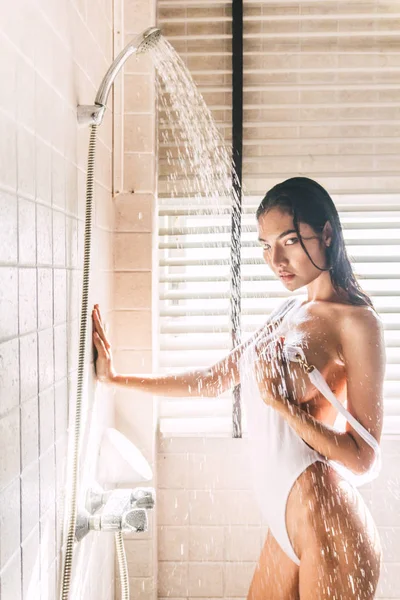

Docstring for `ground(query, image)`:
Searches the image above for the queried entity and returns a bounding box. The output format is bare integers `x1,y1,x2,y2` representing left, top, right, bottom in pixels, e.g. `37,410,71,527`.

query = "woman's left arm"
259,308,386,475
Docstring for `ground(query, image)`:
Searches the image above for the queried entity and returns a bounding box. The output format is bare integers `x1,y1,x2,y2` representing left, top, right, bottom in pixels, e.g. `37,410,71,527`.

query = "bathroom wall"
112,0,158,597
0,0,115,597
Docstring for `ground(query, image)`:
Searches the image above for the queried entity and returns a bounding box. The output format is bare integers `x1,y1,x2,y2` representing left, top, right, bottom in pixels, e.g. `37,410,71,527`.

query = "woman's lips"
279,273,295,281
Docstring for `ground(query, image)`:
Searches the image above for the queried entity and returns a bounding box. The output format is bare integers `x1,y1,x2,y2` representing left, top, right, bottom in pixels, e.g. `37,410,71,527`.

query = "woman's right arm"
92,298,294,398
92,303,255,397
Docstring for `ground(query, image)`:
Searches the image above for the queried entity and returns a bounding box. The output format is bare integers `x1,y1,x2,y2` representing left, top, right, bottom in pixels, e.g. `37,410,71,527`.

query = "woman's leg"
293,464,382,599
298,535,381,600
247,529,300,600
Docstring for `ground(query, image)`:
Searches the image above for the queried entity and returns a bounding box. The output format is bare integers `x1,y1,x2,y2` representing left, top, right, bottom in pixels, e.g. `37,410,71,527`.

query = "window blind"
156,0,400,436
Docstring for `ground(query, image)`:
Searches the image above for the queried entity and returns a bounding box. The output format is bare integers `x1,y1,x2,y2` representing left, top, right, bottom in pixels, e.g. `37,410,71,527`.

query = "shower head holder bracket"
77,104,106,127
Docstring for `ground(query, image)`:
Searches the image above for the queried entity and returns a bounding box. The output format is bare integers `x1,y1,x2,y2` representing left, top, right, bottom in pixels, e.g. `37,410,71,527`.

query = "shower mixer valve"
75,487,156,542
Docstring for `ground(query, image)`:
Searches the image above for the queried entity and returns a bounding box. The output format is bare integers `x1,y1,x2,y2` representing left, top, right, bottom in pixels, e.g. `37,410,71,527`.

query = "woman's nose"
270,245,287,268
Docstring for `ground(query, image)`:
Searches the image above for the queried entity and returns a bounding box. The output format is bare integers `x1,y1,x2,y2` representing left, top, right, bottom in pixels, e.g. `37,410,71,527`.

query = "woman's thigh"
290,464,382,599
247,530,300,600
298,534,381,600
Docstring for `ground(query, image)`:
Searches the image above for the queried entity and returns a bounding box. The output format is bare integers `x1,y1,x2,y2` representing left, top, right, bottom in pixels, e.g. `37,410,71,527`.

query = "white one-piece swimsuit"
239,296,381,566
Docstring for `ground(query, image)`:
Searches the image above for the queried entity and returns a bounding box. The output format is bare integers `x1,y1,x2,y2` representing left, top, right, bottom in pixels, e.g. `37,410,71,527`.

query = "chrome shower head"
94,27,161,108
137,27,161,54
78,26,161,126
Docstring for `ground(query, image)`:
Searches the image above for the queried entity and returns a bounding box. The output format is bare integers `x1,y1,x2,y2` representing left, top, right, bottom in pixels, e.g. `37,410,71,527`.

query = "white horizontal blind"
156,1,400,435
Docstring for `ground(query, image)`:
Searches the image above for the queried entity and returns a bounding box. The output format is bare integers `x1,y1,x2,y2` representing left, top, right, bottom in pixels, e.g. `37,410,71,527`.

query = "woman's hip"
286,461,382,567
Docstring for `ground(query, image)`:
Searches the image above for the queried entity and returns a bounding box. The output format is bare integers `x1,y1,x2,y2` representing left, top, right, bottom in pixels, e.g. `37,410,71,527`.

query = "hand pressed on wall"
92,304,117,383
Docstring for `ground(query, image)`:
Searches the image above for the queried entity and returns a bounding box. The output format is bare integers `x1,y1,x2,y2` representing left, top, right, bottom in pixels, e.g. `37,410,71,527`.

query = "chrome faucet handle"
130,487,156,509
121,508,148,533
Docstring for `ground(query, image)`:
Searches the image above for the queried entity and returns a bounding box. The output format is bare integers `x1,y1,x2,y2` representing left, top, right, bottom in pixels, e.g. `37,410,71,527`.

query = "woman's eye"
259,237,298,250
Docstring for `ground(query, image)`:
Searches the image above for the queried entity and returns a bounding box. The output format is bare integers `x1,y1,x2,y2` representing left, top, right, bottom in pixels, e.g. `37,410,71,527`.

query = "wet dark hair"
256,176,375,310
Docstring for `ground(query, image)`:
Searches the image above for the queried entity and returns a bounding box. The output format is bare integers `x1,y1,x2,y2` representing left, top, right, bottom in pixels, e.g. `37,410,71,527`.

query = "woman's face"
257,207,330,290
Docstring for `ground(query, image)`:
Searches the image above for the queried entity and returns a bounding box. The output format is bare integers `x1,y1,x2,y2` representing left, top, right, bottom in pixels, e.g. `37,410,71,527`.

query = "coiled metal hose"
59,123,98,599
115,532,130,600
59,124,131,599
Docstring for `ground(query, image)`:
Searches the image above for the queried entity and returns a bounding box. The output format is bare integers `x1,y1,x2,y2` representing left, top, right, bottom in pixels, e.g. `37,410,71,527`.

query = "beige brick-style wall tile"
114,232,153,270
188,563,224,597
188,491,228,527
158,526,189,561
379,527,400,563
116,576,155,600
372,489,400,528
125,0,155,33
188,527,224,562
125,114,156,153
125,74,155,112
113,349,153,373
124,539,153,576
113,309,152,349
377,563,400,599
186,452,253,490
114,392,156,461
157,490,190,526
158,562,188,597
186,454,223,490
124,153,156,194
114,271,152,309
224,562,255,598
158,454,190,489
224,526,261,562
115,193,154,232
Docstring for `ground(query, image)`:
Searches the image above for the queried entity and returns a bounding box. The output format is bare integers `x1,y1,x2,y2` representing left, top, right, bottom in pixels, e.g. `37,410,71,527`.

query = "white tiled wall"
157,436,400,600
0,0,116,597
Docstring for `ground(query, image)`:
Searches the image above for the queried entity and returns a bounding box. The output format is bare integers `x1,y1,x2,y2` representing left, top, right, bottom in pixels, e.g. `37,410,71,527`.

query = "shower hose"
59,124,130,600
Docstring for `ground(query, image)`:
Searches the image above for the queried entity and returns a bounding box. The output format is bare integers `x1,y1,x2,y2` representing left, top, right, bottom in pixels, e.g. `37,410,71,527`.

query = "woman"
93,176,385,599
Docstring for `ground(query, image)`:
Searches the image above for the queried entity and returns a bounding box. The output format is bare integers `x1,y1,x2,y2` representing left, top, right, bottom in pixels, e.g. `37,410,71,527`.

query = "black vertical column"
230,0,243,438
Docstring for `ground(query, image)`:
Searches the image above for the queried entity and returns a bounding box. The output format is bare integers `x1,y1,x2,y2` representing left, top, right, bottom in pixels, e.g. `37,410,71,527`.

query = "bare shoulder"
307,299,382,331
339,303,383,333
336,303,385,363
